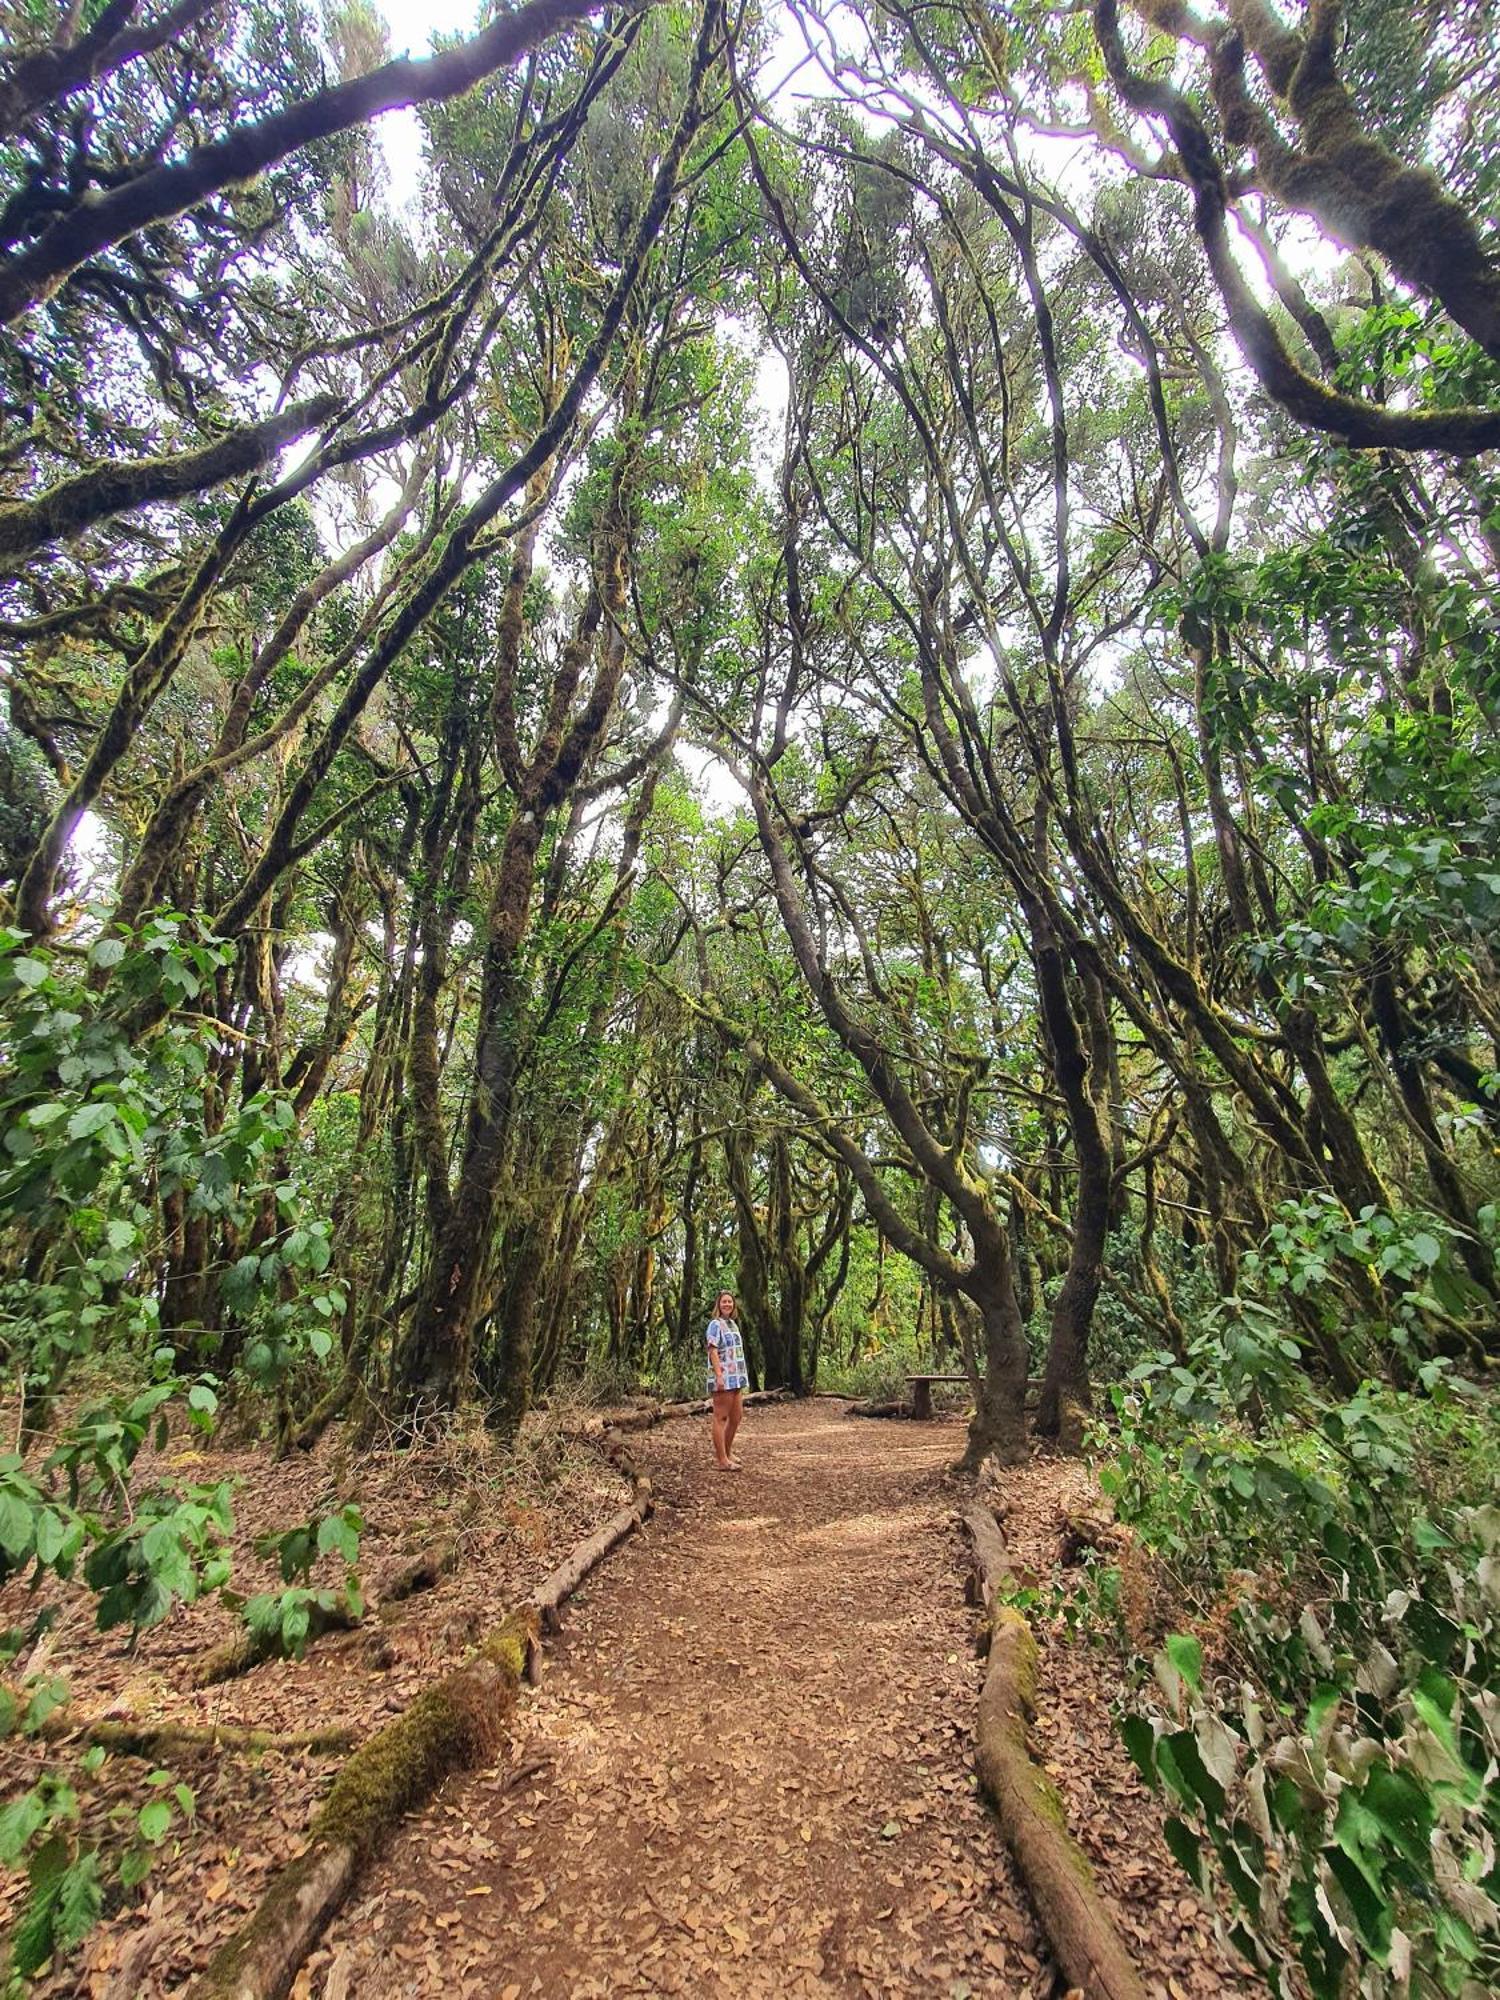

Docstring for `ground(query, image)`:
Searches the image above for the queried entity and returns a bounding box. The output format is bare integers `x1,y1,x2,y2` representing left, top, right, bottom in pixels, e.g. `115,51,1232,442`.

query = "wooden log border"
961,1503,1149,2000
186,1402,668,2000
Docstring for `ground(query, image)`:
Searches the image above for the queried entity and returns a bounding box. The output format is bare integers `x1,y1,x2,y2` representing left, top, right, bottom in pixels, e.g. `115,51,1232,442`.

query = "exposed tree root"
963,1504,1149,2000
664,1386,790,1417
1058,1504,1123,1564
530,1406,653,1639
374,1530,462,1607
193,1527,465,1688
192,1592,362,1688
287,1369,359,1453
40,1715,355,1758
960,1503,1013,1621
529,1491,650,1635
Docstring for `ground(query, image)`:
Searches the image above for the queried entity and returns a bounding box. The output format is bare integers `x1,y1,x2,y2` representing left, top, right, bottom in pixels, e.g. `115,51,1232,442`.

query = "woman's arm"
706,1319,726,1391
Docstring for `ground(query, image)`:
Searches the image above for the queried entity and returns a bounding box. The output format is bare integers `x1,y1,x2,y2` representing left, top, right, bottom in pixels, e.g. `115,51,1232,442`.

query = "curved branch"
0,393,340,562
0,0,612,325
0,0,219,144
1096,1,1500,456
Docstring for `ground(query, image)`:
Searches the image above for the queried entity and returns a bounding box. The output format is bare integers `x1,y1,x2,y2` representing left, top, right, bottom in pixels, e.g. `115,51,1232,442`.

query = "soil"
0,1400,629,1997
2,1397,1263,1998
297,1402,1261,2000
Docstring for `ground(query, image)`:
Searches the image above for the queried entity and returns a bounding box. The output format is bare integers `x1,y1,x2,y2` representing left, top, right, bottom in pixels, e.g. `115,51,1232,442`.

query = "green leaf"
52,1849,103,1954
1120,1713,1158,1785
1156,1731,1226,1818
1360,1765,1433,1869
137,1798,172,1843
1164,1632,1203,1694
316,1513,359,1564
1162,1816,1207,1890
65,1103,116,1141
23,1677,69,1734
118,1842,153,1889
34,1510,71,1566
0,1488,35,1559
0,1788,47,1863
1324,1846,1392,1955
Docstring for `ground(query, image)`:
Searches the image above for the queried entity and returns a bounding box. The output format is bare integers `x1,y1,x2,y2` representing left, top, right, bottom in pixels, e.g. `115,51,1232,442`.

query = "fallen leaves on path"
316,1406,1257,1999
10,1400,1267,1997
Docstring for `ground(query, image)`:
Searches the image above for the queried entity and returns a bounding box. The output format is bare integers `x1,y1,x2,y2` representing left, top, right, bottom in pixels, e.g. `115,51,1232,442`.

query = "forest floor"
0,1399,629,1996
1,1396,1262,1998
298,1401,1258,2000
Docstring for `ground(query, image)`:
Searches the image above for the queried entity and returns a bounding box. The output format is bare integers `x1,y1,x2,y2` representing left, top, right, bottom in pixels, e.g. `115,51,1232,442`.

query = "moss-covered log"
964,1508,1148,2000
186,1611,534,2000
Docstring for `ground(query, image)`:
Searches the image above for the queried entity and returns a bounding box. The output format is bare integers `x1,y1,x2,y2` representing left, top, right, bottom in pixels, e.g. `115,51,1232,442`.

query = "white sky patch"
377,0,484,212
63,810,118,909
677,739,746,820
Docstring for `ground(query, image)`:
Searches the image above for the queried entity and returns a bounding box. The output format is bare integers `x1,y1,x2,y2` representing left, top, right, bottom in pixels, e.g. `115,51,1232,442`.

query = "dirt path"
310,1403,1053,1998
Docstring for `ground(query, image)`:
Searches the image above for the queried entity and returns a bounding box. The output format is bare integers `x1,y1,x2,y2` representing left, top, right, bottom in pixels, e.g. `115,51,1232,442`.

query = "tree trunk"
958,1238,1030,1470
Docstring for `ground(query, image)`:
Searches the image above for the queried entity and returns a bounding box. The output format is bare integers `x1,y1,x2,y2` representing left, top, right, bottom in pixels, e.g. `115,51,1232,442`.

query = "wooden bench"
905,1373,970,1420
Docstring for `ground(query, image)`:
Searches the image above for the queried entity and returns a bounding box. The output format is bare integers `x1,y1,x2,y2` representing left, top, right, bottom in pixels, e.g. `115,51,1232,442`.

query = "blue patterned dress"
705,1315,750,1395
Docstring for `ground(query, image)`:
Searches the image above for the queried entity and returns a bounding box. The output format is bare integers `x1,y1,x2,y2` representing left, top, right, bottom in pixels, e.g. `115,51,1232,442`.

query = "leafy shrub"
0,1691,193,1984
822,1338,925,1404
0,921,344,1402
3,1374,231,1634
0,1372,226,1981
241,1503,363,1659
1095,1321,1499,1999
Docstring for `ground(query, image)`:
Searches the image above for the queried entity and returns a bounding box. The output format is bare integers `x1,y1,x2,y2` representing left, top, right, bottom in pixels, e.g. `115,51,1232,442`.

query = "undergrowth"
1083,1314,1498,2000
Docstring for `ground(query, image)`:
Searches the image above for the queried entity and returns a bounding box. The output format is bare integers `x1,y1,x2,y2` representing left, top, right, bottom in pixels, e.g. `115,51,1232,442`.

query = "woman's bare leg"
725,1390,744,1464
711,1392,733,1467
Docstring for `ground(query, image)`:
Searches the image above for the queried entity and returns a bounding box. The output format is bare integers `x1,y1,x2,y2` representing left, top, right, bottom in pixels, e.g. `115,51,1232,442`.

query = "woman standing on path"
706,1290,748,1470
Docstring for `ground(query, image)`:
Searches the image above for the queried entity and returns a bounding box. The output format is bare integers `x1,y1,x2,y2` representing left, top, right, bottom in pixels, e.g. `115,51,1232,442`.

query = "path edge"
961,1502,1149,2000
185,1412,660,2000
